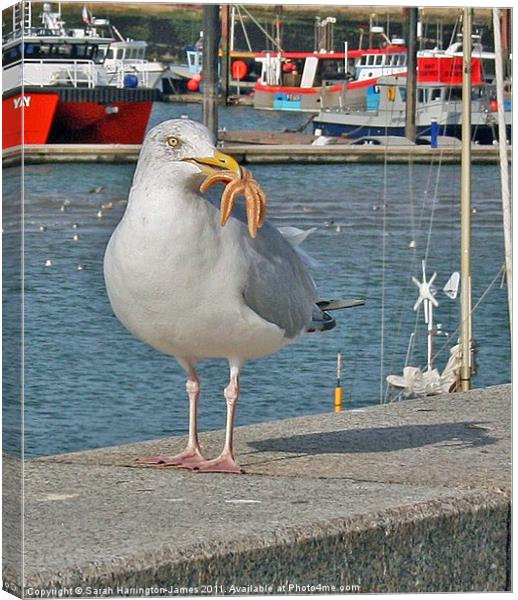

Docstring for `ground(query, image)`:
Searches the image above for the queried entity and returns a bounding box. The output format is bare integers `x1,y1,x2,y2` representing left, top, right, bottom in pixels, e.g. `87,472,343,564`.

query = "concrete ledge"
3,384,511,595
2,143,509,168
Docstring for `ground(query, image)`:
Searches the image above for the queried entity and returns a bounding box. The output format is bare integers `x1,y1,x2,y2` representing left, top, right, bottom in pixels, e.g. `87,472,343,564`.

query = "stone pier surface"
7,384,512,594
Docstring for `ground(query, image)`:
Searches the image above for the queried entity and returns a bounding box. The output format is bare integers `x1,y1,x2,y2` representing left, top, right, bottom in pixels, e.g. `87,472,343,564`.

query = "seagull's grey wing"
241,221,318,339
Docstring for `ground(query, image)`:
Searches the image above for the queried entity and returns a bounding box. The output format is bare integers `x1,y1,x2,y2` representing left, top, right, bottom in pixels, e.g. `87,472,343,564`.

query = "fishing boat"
2,1,159,149
321,28,501,113
253,41,409,112
313,73,511,145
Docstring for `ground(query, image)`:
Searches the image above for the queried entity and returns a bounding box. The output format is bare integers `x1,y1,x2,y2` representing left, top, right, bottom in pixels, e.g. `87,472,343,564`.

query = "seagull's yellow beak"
184,150,241,177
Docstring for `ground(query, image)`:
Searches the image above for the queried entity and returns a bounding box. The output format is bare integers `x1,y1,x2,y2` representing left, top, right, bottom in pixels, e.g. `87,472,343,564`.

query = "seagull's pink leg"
136,365,206,467
191,364,243,474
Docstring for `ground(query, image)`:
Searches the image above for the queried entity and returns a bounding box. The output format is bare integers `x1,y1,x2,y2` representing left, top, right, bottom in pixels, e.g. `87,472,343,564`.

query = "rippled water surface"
2,103,511,457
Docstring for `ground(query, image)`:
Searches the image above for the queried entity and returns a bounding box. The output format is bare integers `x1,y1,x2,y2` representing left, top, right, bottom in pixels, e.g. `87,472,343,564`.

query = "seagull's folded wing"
242,223,318,339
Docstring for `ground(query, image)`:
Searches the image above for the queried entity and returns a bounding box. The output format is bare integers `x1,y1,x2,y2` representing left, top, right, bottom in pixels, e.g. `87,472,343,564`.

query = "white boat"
313,74,511,145
80,5,166,90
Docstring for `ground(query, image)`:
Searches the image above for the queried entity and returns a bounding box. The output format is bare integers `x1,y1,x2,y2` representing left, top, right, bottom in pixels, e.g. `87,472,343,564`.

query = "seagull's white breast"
104,184,288,362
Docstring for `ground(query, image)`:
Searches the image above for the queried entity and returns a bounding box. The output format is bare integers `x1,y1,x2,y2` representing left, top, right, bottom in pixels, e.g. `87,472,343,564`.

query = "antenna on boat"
459,8,473,391
412,261,438,372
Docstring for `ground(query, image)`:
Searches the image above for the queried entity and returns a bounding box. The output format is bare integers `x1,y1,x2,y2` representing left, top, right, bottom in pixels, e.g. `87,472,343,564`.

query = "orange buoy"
231,60,248,80
187,78,199,92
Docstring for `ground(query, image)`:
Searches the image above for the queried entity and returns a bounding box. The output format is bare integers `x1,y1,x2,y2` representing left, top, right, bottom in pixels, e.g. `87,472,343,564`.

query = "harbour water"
2,103,511,458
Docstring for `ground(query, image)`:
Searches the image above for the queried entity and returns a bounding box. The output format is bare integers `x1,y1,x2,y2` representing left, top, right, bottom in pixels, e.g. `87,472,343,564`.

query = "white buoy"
72,234,80,241
97,210,103,218
39,225,47,232
72,223,80,229
335,225,342,233
45,259,52,267
408,240,417,249
77,264,84,271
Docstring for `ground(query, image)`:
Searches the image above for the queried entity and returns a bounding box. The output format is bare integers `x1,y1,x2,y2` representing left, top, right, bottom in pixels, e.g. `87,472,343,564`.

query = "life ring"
231,60,249,80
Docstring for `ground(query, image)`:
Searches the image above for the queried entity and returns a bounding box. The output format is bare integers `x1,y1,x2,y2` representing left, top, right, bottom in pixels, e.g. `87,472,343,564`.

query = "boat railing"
106,59,150,88
6,58,98,88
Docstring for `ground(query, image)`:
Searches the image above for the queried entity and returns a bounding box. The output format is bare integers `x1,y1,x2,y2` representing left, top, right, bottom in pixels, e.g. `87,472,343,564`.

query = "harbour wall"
2,143,511,168
2,384,511,595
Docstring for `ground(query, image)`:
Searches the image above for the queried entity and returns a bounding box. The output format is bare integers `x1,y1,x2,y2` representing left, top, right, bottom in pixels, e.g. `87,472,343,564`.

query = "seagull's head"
140,119,241,185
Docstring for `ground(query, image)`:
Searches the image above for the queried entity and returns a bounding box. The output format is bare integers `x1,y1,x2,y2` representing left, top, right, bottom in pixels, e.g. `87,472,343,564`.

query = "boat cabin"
105,41,147,62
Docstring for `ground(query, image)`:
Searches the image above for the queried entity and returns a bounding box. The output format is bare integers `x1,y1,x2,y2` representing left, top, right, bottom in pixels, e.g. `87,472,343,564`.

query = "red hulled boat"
2,1,158,149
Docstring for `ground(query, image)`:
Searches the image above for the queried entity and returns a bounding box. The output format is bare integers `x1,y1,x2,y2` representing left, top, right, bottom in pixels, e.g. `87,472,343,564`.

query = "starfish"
200,167,267,238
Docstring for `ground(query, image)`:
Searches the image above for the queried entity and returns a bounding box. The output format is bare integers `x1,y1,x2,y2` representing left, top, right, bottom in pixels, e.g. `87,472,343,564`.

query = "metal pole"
202,4,220,139
460,8,472,391
492,8,512,338
230,5,235,52
220,4,230,105
405,7,418,142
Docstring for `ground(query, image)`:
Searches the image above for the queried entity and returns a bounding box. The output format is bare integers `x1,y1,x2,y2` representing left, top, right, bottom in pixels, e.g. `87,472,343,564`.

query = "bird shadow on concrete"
248,421,496,455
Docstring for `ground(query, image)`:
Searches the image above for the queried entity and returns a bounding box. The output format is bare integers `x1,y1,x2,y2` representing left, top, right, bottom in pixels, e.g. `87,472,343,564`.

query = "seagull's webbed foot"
135,447,206,468
188,453,243,474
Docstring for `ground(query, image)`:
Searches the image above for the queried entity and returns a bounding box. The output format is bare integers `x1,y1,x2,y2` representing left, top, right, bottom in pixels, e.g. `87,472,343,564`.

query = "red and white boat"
336,34,497,113
253,41,408,112
2,2,158,149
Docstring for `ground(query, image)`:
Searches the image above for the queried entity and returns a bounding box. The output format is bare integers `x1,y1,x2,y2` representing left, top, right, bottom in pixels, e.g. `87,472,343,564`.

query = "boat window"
106,48,114,59
398,87,406,101
417,88,428,103
94,44,109,63
400,55,406,66
319,58,345,81
445,87,462,101
2,43,22,66
430,88,442,101
72,44,88,59
54,45,73,57
375,55,383,65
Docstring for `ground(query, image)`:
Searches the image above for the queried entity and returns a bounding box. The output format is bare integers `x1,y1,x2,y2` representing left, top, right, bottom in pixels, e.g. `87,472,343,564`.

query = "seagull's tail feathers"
306,298,365,334
307,306,336,333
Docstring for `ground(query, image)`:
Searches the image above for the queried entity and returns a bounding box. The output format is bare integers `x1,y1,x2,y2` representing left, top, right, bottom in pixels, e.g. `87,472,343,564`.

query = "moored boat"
313,74,511,145
2,1,159,149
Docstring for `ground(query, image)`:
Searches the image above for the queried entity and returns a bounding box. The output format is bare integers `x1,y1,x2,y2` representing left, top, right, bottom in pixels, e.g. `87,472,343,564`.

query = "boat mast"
202,4,220,138
492,8,512,337
459,8,472,391
404,7,418,142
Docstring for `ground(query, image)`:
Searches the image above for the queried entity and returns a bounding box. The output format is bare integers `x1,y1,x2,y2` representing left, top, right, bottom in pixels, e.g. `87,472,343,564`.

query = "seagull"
104,119,361,474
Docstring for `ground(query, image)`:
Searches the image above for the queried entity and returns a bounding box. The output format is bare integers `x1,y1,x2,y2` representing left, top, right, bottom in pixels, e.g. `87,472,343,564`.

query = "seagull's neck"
121,165,213,237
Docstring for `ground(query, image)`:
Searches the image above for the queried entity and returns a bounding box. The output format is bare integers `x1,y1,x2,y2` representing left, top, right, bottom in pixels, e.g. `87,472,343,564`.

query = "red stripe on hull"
2,93,59,149
255,83,342,95
48,101,153,144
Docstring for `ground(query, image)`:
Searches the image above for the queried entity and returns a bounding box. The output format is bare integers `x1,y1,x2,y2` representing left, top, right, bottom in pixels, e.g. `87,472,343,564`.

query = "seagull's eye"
166,136,181,148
